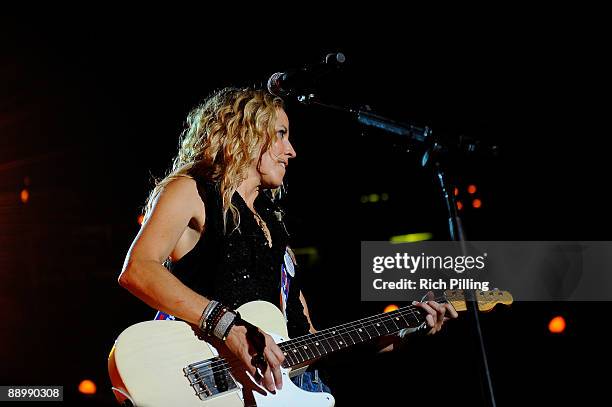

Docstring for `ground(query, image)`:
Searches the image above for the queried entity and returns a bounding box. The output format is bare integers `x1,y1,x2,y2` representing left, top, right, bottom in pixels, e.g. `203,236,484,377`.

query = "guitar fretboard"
278,304,429,368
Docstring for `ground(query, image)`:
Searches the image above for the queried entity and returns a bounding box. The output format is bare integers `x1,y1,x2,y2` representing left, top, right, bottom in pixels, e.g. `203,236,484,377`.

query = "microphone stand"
430,161,497,407
297,93,497,407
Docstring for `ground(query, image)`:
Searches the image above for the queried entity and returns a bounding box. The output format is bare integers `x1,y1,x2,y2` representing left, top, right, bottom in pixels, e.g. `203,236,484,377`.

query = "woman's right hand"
224,324,286,392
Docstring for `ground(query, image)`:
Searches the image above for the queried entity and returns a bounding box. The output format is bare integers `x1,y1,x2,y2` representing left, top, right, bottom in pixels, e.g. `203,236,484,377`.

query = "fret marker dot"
396,317,400,320
303,346,308,349
376,323,380,326
358,328,363,332
315,342,319,346
293,349,297,353
283,352,287,355
332,331,336,334
339,341,343,345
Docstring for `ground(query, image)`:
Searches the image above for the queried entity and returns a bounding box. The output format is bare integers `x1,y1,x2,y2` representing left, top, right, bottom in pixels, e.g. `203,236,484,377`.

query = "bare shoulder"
126,175,206,264
160,176,204,215
152,176,205,230
161,176,200,199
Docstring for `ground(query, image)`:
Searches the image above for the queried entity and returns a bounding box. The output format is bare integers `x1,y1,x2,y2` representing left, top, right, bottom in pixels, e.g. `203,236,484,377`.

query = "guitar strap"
153,310,175,320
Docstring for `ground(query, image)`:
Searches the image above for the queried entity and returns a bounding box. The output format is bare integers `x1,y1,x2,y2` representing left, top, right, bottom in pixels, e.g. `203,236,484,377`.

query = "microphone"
267,52,346,97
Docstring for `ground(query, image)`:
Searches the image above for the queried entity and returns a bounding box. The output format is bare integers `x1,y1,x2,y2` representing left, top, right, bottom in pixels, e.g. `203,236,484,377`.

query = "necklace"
253,211,272,248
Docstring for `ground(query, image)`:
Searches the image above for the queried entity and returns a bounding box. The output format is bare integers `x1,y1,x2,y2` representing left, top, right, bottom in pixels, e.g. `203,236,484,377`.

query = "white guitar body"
108,301,335,407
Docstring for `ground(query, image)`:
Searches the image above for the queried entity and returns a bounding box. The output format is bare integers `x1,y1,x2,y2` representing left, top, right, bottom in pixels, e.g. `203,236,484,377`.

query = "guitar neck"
279,303,432,368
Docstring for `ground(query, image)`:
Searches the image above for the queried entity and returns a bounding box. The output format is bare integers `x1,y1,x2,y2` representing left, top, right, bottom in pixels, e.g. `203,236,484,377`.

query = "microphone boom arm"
297,94,497,161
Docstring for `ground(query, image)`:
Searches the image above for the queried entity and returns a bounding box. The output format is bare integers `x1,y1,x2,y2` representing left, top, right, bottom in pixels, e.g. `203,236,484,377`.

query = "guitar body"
108,301,335,406
109,290,512,406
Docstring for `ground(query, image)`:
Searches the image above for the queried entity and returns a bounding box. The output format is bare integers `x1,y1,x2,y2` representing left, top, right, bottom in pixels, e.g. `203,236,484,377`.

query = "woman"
118,87,456,397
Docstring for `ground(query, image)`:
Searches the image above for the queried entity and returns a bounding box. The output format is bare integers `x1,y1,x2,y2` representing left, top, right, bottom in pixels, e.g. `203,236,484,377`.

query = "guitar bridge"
184,357,239,401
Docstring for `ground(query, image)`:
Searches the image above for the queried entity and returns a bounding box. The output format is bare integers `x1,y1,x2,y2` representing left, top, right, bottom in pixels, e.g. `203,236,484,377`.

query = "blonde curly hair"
144,87,284,231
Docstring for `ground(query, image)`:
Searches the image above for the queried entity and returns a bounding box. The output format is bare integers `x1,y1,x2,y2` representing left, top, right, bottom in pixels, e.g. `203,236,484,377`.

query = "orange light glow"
137,214,145,225
548,316,566,334
456,201,463,210
468,184,477,194
453,187,459,196
20,189,29,203
472,199,482,209
384,304,399,313
78,379,97,395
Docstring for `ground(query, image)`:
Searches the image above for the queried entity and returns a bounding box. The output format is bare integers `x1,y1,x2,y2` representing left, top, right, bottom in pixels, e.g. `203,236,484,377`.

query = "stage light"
390,232,433,243
456,201,463,210
468,184,477,194
20,189,29,204
384,304,399,313
360,193,389,204
472,199,482,209
78,379,96,395
137,214,144,225
548,316,566,334
453,187,459,196
291,247,320,265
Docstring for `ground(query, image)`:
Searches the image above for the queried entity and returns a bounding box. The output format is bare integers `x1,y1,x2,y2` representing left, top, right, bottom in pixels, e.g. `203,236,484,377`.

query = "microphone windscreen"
324,52,346,65
266,72,285,96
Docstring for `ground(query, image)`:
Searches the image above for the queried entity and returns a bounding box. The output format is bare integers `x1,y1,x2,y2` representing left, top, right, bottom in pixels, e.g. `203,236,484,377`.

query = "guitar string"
189,297,448,376
198,291,504,375
186,306,428,394
184,300,448,388
277,307,424,363
187,292,503,390
186,296,463,394
189,301,428,372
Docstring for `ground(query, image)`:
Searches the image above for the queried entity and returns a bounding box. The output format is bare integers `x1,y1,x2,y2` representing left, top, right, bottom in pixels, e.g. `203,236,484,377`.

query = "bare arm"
117,177,285,391
117,176,209,324
299,291,317,334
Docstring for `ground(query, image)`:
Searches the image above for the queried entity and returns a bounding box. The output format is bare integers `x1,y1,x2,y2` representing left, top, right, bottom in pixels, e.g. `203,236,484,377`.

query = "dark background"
1,12,609,406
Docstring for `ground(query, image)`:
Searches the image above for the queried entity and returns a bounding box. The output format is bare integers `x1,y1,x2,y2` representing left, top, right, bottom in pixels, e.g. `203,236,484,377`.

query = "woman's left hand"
412,292,459,335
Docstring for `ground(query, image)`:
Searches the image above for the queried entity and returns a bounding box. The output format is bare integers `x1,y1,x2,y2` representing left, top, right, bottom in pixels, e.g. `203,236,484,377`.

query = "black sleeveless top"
168,175,310,337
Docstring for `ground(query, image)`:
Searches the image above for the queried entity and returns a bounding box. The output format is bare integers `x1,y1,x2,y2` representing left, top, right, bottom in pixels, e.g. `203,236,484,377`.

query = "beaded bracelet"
200,301,223,336
207,305,226,335
198,300,219,333
198,300,240,341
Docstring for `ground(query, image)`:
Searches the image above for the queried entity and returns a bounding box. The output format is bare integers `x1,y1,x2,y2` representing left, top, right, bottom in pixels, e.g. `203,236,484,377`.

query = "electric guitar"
108,289,512,406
